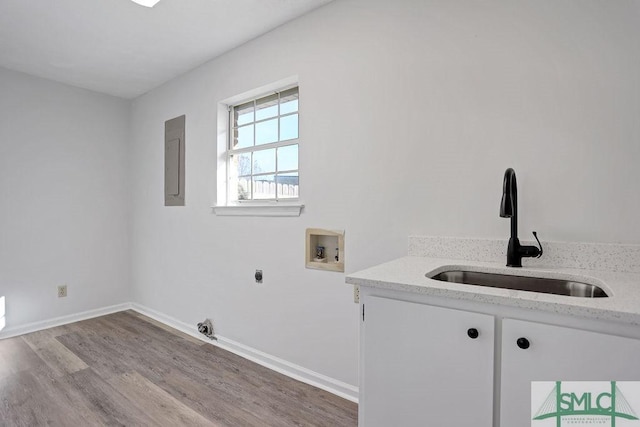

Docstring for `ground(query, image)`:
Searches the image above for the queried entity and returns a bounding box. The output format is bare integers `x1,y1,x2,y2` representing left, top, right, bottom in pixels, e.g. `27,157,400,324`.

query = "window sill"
213,203,304,217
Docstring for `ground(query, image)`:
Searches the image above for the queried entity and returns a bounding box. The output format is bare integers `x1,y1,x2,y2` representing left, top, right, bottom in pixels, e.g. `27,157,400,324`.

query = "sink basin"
428,270,608,298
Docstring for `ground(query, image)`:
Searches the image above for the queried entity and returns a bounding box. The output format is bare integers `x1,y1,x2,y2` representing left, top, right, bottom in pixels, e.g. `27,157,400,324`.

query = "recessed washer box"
305,228,344,272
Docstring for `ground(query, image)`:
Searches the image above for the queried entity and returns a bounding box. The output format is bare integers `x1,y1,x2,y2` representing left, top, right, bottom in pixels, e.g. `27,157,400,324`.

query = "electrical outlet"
58,285,67,298
353,285,359,303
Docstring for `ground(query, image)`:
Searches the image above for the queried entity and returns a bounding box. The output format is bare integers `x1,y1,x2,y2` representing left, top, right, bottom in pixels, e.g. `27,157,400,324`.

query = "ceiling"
0,0,333,99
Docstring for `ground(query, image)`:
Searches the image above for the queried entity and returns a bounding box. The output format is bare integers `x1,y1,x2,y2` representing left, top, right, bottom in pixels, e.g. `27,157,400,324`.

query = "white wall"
130,0,640,388
0,67,131,329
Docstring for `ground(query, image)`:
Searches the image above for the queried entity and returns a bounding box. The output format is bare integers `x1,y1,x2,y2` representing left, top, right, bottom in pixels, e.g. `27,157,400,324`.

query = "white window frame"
213,78,303,217
228,88,299,202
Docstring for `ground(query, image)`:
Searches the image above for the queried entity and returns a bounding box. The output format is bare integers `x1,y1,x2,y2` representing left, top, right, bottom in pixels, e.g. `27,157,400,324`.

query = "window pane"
235,124,253,148
256,105,278,121
233,152,251,176
280,87,299,115
235,102,254,126
256,93,278,121
253,175,275,200
280,99,298,115
280,114,298,141
238,177,251,200
256,118,278,145
277,144,298,171
277,173,299,199
253,148,276,174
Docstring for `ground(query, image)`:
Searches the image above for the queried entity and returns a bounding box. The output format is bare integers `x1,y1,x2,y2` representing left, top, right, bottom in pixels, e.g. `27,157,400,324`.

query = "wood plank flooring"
0,311,357,426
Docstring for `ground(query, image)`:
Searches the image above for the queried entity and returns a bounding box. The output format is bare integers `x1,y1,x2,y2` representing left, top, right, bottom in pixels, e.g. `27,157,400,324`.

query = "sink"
428,270,608,298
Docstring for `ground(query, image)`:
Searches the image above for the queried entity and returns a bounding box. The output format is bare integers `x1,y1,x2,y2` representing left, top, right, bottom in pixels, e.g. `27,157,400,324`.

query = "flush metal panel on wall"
165,115,185,206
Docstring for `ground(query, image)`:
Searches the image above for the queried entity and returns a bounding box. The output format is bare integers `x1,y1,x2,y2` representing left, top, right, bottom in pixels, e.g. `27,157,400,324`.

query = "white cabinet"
500,318,640,426
359,293,640,427
361,296,495,427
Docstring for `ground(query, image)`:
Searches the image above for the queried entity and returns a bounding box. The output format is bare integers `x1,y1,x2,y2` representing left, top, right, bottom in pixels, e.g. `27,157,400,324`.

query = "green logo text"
533,381,639,426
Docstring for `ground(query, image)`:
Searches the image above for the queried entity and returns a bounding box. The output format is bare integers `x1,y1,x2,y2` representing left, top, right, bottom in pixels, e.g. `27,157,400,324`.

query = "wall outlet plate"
58,285,67,298
353,285,359,303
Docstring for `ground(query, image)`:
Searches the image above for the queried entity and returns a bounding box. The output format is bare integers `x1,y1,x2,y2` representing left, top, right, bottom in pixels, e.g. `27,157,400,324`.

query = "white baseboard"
0,301,359,403
0,302,132,339
130,303,359,403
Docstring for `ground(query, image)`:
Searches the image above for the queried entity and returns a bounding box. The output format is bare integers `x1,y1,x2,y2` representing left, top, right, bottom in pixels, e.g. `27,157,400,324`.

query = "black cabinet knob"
517,337,530,349
467,328,479,339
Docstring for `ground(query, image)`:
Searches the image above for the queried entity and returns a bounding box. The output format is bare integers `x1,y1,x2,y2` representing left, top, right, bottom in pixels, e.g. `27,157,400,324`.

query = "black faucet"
500,168,543,267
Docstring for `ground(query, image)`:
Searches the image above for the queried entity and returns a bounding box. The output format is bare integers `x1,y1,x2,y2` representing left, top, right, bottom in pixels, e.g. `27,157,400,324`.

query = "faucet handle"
532,231,543,258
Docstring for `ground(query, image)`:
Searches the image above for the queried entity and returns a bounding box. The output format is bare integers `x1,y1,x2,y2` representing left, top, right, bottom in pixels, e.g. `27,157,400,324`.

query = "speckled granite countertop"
346,256,640,326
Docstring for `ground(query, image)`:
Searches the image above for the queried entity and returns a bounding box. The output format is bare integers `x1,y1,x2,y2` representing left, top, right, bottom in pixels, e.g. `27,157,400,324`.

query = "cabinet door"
501,318,640,426
361,296,495,427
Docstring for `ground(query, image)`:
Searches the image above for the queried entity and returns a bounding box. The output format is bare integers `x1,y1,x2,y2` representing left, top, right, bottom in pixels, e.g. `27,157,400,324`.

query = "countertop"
346,256,640,326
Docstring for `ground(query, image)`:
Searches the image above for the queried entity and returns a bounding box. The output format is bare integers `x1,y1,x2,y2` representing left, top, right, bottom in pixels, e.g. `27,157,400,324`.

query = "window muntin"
228,87,299,202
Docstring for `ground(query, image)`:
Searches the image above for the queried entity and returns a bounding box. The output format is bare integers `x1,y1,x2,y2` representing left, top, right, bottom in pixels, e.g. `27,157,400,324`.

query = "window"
227,87,299,203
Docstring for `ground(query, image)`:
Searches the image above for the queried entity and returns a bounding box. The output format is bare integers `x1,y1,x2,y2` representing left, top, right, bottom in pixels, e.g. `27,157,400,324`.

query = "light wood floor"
0,311,357,426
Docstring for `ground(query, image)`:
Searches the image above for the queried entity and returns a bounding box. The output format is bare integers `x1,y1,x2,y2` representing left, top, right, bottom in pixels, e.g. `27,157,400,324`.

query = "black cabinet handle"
517,337,530,349
467,328,479,339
